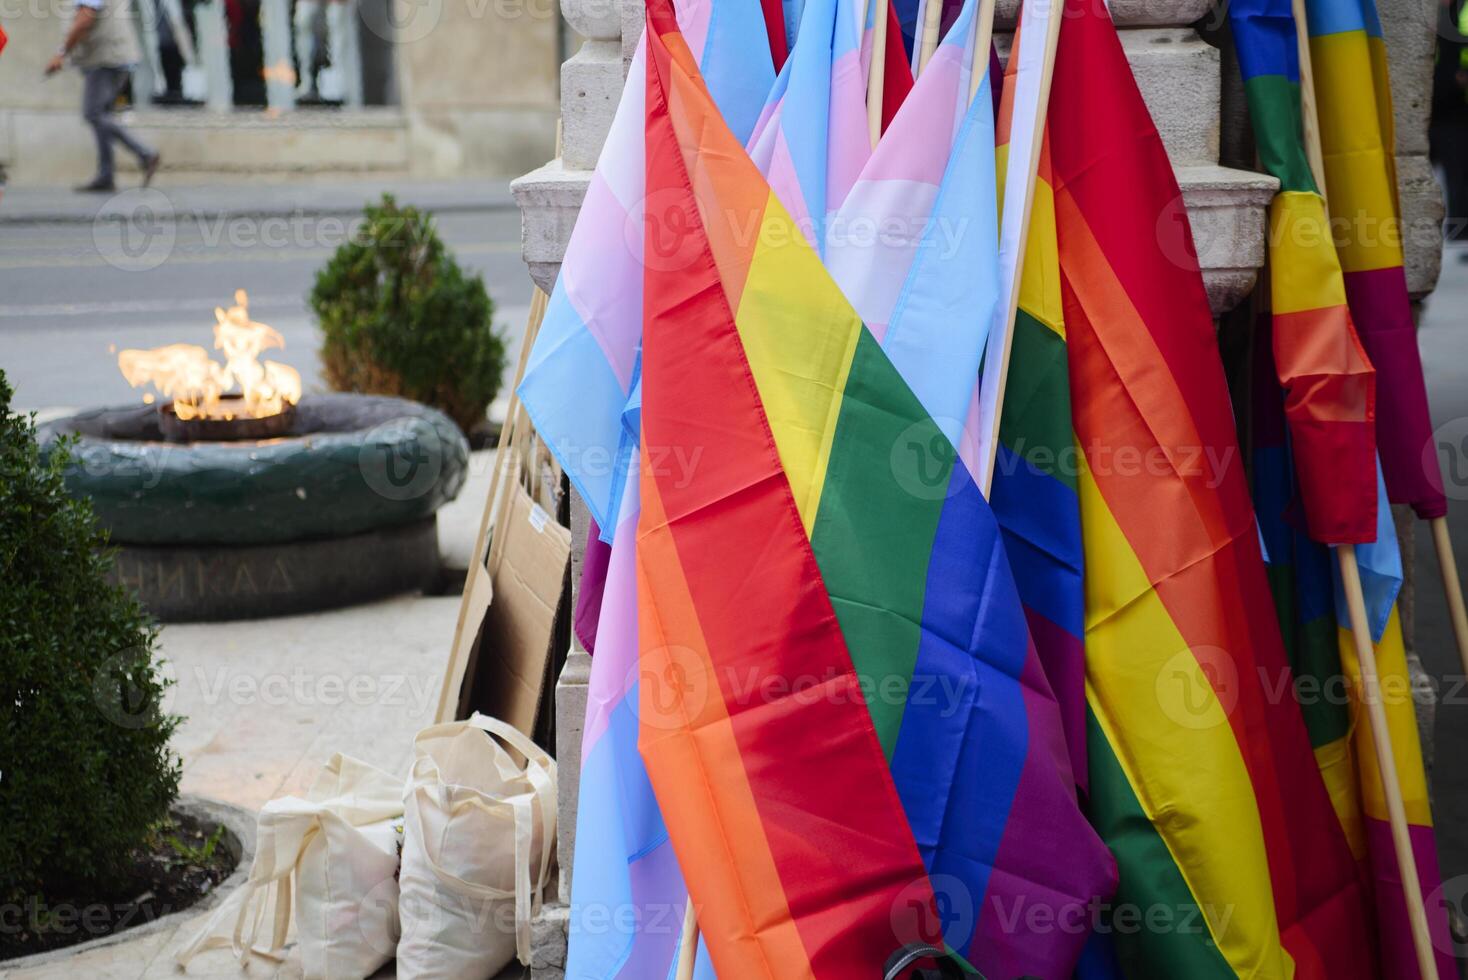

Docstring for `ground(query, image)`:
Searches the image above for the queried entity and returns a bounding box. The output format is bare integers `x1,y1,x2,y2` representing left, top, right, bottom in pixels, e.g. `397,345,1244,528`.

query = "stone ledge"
997,0,1216,28
1177,164,1280,313
512,159,591,294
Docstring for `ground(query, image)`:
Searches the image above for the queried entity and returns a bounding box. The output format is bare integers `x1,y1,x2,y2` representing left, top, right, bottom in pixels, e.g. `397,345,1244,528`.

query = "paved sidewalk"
0,177,516,225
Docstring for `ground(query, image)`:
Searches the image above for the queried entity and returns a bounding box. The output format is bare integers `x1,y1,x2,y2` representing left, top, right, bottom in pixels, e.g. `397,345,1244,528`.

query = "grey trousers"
82,66,154,183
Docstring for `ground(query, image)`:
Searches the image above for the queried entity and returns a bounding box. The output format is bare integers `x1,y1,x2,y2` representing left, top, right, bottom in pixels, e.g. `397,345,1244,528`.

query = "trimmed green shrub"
0,370,180,900
310,195,508,435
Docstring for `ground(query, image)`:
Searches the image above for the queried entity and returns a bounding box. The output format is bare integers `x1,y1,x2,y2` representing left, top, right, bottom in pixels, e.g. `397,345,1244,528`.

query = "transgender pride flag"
746,0,870,252
826,0,998,449
517,0,773,535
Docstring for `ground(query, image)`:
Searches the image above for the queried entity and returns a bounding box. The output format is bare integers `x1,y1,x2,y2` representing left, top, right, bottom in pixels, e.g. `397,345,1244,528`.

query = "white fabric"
396,713,556,980
176,755,404,980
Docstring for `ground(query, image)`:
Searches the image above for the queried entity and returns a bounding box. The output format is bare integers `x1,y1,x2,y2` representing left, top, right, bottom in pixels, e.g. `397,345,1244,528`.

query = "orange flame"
117,290,302,420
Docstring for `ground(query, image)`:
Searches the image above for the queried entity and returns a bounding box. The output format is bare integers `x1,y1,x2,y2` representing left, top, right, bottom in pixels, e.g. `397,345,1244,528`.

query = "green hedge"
0,370,180,898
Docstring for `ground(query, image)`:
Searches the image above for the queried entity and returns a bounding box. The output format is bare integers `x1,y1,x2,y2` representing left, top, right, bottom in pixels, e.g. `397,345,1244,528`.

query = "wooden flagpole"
1290,6,1439,975
917,0,943,73
1429,517,1468,684
1336,544,1441,979
975,0,1062,497
867,0,890,146
674,898,699,980
967,0,996,104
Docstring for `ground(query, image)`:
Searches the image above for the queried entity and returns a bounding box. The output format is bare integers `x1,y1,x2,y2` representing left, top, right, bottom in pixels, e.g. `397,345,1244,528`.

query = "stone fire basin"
40,394,470,622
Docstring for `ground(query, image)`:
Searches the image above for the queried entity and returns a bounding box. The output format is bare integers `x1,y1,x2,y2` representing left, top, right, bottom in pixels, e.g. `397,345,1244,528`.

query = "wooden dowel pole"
1337,545,1440,980
976,0,1062,496
674,899,699,980
866,0,889,147
967,0,996,104
917,0,943,74
1430,515,1468,682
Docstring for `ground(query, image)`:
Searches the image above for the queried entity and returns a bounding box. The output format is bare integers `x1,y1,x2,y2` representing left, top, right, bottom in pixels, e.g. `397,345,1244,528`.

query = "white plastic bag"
396,712,556,980
177,754,403,979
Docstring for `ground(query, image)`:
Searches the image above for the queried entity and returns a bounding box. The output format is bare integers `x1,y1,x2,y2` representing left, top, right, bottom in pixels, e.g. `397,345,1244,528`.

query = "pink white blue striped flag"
826,0,999,449
746,0,870,253
517,0,773,536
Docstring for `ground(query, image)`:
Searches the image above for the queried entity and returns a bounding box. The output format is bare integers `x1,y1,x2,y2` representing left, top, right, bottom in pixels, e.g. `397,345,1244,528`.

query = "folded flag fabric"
827,0,999,450
1303,0,1447,519
516,0,774,535
747,0,870,253
1227,0,1380,545
762,0,790,68
635,1,1115,976
572,519,610,653
1049,1,1379,975
1250,322,1455,980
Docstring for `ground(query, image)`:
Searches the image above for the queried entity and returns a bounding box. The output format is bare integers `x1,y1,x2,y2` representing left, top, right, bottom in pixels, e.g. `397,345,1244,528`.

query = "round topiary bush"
0,370,180,901
310,194,508,436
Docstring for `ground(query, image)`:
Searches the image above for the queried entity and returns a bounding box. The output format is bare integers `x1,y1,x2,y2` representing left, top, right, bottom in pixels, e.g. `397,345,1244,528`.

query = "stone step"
3,107,410,183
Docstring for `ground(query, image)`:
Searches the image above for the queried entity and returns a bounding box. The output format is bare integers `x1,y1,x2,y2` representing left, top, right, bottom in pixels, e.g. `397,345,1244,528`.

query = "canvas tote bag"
177,754,404,979
396,712,556,979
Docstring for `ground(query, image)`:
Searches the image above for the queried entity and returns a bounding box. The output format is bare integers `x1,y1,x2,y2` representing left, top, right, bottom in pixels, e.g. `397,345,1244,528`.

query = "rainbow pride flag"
1250,322,1456,980
986,82,1087,793
635,0,1115,973
1230,0,1379,544
1303,0,1447,519
1050,1,1380,974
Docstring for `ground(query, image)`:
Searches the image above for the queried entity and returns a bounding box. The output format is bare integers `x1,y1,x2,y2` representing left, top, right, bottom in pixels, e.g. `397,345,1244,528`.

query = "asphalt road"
0,201,532,415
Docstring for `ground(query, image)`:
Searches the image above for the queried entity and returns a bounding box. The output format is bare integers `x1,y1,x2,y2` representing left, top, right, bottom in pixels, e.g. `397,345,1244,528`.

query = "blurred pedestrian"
44,0,162,193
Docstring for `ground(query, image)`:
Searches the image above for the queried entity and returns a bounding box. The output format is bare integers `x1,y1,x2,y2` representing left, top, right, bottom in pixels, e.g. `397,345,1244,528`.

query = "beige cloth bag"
396,713,556,980
176,754,404,979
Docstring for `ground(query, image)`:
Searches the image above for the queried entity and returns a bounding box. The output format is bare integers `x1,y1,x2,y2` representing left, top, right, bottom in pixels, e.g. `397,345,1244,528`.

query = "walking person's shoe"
142,152,161,187
74,177,117,193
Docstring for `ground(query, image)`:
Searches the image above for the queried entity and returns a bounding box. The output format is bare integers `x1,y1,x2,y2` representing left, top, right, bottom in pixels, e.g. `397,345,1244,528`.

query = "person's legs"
81,67,121,185
82,67,158,187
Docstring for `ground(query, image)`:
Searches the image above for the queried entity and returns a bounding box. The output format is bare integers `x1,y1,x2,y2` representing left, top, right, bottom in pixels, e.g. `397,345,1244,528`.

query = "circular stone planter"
40,394,470,621
0,795,257,972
